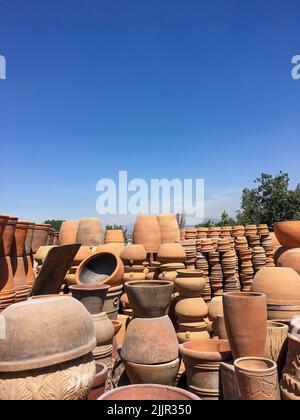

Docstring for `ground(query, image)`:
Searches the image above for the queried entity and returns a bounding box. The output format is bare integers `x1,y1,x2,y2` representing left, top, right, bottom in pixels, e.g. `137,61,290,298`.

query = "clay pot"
157,214,180,244
0,257,16,307
125,280,174,318
98,384,200,400
124,358,180,386
217,316,228,339
115,314,130,348
105,229,124,244
24,255,35,287
123,265,146,282
175,270,206,298
34,245,57,265
177,321,210,343
121,316,178,365
223,292,267,360
251,267,300,320
59,220,79,245
280,333,300,400
76,251,124,287
95,243,125,256
175,297,207,322
179,339,232,400
70,284,110,315
53,232,59,246
102,284,123,320
120,245,147,265
31,224,51,254
11,257,30,302
235,357,280,400
76,218,103,246
133,215,161,253
87,362,108,400
0,215,9,240
274,221,300,248
0,217,18,257
91,312,114,365
264,321,288,363
208,296,224,321
277,248,300,274
112,319,122,336
157,243,186,264
73,246,93,265
0,296,96,400
24,223,35,255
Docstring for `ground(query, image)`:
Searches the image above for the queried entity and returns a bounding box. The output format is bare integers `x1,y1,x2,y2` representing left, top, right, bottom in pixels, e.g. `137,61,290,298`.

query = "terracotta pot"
87,362,108,400
235,357,280,400
91,312,114,365
0,215,9,240
0,296,96,400
11,257,30,302
208,296,224,321
217,316,228,339
76,251,124,287
121,315,178,364
157,214,180,244
274,221,300,248
177,321,210,343
76,218,103,246
31,224,51,254
175,270,206,298
115,314,130,348
53,232,59,246
125,280,174,318
133,215,161,253
280,333,300,400
102,284,123,320
112,319,122,336
0,256,15,307
123,266,146,282
73,246,93,265
124,358,180,386
251,267,300,320
157,243,186,264
277,248,300,274
179,339,232,400
0,217,18,257
70,284,110,314
264,321,288,363
34,245,57,265
24,223,35,255
98,384,200,400
24,254,35,287
95,243,125,256
120,245,147,265
223,292,267,360
180,229,186,241
175,297,207,322
105,229,124,244
59,220,79,245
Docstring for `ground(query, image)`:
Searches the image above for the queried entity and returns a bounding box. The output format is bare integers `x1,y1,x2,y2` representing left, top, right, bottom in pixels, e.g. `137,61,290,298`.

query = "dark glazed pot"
70,284,110,314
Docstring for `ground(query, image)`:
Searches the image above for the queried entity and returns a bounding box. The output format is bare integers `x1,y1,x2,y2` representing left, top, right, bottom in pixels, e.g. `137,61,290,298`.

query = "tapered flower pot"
76,218,103,246
70,284,110,315
0,217,18,257
0,257,15,308
133,215,161,253
157,214,180,244
0,216,9,240
11,221,30,257
11,257,30,303
24,223,35,255
31,224,51,254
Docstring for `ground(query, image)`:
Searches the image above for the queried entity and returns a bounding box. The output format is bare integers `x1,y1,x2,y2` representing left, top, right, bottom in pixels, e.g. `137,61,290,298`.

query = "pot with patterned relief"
280,333,300,400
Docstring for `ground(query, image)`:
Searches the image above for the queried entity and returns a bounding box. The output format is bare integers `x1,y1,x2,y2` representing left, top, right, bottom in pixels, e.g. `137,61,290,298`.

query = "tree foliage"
44,219,64,232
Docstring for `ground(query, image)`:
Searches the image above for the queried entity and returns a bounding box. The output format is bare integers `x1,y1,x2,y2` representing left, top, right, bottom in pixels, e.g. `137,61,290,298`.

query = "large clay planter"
70,284,110,315
76,218,103,246
76,251,124,287
175,270,206,298
0,257,15,307
175,297,207,322
24,223,35,255
179,339,232,400
0,217,18,257
11,257,30,302
265,321,289,363
121,316,178,365
223,292,267,360
157,214,180,244
0,296,96,400
277,248,300,274
280,333,300,400
34,245,57,265
157,243,186,264
87,362,108,400
125,280,174,318
95,243,125,256
105,229,124,244
59,220,79,245
120,245,147,265
124,359,180,386
31,224,51,254
98,384,200,400
133,215,161,253
235,357,280,400
274,221,300,248
102,284,123,320
251,267,300,320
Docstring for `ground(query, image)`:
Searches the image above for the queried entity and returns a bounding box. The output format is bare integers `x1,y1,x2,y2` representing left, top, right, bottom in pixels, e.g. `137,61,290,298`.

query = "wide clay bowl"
98,384,200,400
125,280,174,318
274,221,300,248
179,339,232,362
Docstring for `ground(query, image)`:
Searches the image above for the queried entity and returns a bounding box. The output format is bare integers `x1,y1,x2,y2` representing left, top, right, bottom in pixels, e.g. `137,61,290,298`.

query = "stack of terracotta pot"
222,250,240,292
157,243,186,283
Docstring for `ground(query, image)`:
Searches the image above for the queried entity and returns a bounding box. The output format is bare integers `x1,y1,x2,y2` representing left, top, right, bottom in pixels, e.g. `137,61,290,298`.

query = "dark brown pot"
87,362,108,400
31,224,51,254
0,215,9,241
0,217,18,257
124,280,174,318
102,285,123,320
70,284,110,314
223,292,267,360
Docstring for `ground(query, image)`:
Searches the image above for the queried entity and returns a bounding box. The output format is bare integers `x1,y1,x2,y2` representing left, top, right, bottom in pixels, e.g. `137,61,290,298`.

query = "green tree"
215,211,237,227
44,219,64,232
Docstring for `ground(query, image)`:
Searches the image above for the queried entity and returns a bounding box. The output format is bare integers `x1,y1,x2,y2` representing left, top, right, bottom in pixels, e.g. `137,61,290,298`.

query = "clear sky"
0,0,299,225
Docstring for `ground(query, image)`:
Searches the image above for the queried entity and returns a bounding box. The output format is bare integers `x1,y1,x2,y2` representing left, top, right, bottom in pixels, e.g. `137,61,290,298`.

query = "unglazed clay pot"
0,217,18,257
157,214,180,244
157,243,186,264
175,270,206,298
0,296,96,400
121,316,178,365
11,257,30,303
59,220,79,245
123,265,146,282
0,257,15,307
217,316,228,339
34,245,57,265
133,215,161,253
104,229,124,244
234,357,280,400
251,267,300,320
124,359,180,386
98,384,200,400
120,245,147,265
76,218,103,246
177,321,210,343
277,248,300,275
11,221,29,257
70,284,110,314
91,312,114,364
179,339,232,400
31,224,51,254
102,284,123,320
265,321,289,363
87,362,108,400
95,243,125,256
223,292,267,360
274,221,300,248
76,251,124,287
73,246,93,265
125,280,174,318
25,223,35,255
0,215,9,240
280,333,300,400
175,297,207,322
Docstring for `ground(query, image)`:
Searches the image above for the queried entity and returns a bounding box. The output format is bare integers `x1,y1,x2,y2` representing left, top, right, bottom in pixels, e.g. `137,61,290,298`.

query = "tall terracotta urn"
0,216,18,257
133,215,161,253
104,229,124,244
274,221,300,248
280,333,300,400
59,220,79,245
120,245,147,265
223,291,267,360
31,224,51,254
76,218,103,246
157,214,180,244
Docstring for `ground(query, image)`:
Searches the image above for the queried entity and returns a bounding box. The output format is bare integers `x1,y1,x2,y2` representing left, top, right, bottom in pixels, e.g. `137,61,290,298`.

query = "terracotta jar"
0,217,18,257
70,284,110,314
73,246,93,266
124,358,180,386
157,243,186,264
59,220,79,245
76,251,124,287
175,270,206,298
234,357,280,400
274,221,300,248
98,384,200,400
24,254,35,288
91,312,114,365
0,296,96,400
177,321,210,343
125,280,174,318
223,292,267,360
123,265,146,282
53,232,59,246
264,321,288,363
179,339,232,400
102,284,123,320
34,246,57,265
0,215,9,240
277,248,300,274
0,257,16,308
11,257,30,303
24,223,35,255
120,245,147,265
31,224,51,254
133,215,162,253
251,267,300,320
87,362,108,400
157,214,180,244
280,333,300,400
95,243,125,256
76,218,103,246
104,229,124,244
175,297,208,322
217,316,228,340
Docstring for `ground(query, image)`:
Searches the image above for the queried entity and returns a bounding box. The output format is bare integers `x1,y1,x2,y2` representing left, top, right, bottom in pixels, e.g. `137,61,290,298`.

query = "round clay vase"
175,270,206,298
265,321,289,363
120,245,147,265
157,243,186,264
76,251,124,287
234,357,280,400
59,220,79,245
125,280,174,318
76,218,103,246
87,362,108,400
223,291,267,360
0,217,18,257
157,214,180,244
277,248,300,275
274,221,300,248
70,284,110,315
124,358,180,386
98,384,200,400
0,296,96,400
175,297,207,322
179,339,232,400
280,333,300,400
31,224,51,254
133,215,162,253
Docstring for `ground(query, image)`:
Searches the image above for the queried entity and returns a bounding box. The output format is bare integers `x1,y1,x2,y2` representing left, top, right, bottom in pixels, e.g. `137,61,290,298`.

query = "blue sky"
0,0,299,225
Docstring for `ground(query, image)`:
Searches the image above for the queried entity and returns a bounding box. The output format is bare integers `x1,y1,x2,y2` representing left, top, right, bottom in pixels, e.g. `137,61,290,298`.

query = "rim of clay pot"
92,362,108,388
76,251,123,285
112,320,122,335
223,291,266,299
70,284,110,292
234,357,277,373
97,384,201,400
179,339,231,361
266,321,289,330
274,221,300,226
125,280,174,288
177,269,204,277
